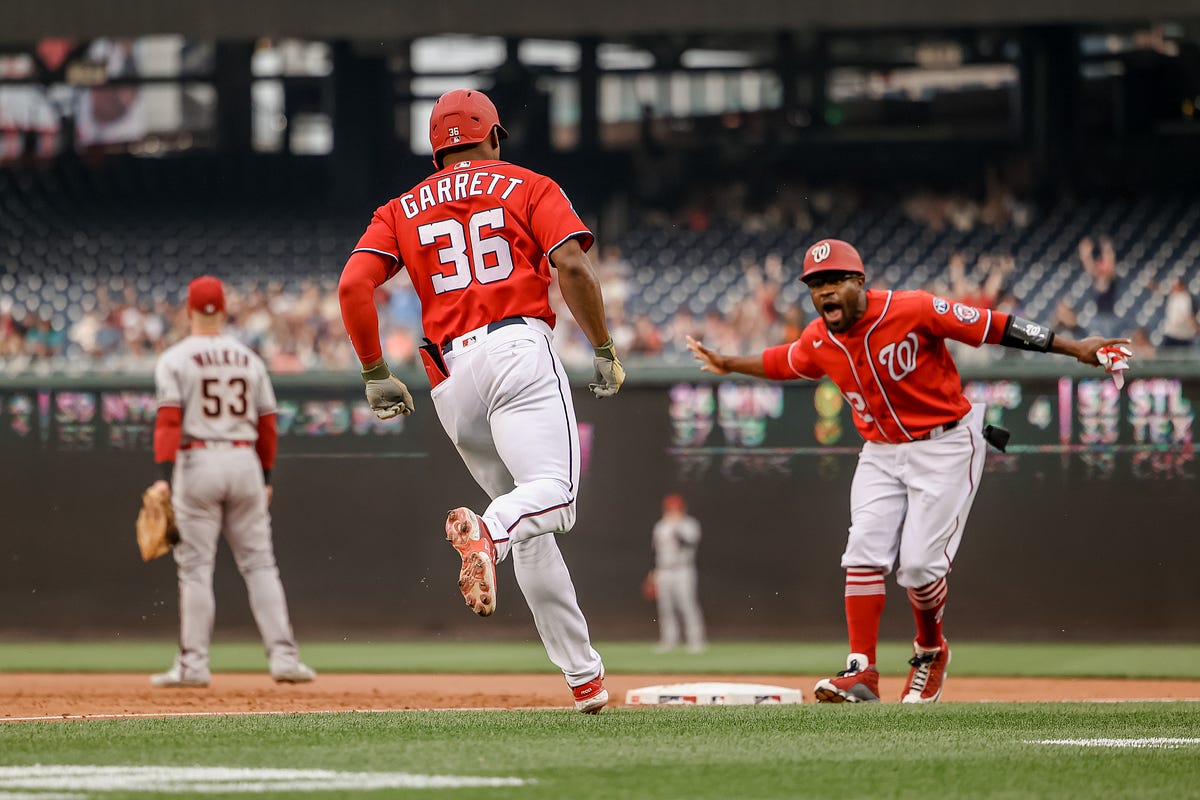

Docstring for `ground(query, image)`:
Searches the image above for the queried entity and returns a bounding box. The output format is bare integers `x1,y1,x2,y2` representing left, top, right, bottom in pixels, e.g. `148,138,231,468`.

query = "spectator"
1050,300,1087,340
1130,326,1158,360
1078,236,1120,337
949,252,1012,309
629,314,664,357
1160,280,1197,349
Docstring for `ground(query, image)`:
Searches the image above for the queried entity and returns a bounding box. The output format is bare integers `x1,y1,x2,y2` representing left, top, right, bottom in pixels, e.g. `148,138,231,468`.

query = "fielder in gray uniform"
650,494,707,653
148,276,314,687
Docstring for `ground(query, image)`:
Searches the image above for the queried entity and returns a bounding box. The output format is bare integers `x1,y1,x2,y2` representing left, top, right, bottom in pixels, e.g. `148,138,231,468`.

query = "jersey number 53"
201,377,248,418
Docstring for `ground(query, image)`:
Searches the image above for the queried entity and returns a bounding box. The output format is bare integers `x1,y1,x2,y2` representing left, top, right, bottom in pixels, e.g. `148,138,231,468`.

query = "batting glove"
589,338,626,399
1096,344,1133,389
362,362,415,419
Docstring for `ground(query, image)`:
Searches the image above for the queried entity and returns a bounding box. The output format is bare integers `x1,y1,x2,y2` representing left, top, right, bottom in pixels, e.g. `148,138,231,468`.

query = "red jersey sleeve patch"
924,292,996,348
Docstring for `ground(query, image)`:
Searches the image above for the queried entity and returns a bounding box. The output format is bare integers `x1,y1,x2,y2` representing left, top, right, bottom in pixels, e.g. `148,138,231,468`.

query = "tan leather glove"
362,362,415,419
589,338,626,399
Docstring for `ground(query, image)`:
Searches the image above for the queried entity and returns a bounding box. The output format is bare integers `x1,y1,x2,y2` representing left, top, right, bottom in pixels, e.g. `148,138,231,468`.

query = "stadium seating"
1,160,1197,373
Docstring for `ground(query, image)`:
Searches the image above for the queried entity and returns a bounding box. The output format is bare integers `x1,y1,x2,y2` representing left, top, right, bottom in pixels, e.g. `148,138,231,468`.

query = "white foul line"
1030,738,1200,748
0,765,533,793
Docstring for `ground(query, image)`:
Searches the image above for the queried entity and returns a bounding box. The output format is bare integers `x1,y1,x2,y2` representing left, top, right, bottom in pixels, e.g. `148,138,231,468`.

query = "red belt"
179,440,253,450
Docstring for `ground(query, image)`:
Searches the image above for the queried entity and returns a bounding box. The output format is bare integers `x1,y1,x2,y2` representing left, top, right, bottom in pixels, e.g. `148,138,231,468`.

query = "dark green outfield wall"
1,377,1195,642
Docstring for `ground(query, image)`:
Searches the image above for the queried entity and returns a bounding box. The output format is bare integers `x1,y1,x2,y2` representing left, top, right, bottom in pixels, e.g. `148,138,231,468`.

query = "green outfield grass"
2,640,1200,678
2,704,1198,799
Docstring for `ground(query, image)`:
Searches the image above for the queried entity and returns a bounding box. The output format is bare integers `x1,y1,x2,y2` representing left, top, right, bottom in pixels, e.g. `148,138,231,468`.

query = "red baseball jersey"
763,289,1010,442
351,159,593,345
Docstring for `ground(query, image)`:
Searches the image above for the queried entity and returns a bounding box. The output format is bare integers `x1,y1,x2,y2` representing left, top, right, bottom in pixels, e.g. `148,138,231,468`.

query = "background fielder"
649,493,707,653
338,89,624,713
688,239,1130,704
149,276,315,688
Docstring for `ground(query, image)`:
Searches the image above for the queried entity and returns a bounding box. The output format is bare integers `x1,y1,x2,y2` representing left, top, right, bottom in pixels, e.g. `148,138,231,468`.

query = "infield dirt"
4,674,1200,720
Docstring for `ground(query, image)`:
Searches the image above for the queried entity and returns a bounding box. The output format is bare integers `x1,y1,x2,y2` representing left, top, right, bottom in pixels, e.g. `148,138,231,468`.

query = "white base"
624,681,803,706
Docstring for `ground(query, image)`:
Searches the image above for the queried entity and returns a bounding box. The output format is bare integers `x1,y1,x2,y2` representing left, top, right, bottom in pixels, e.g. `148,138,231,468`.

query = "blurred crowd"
1,184,1196,375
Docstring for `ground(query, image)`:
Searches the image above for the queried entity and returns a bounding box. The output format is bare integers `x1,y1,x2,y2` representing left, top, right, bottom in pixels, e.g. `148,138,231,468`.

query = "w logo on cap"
812,242,832,262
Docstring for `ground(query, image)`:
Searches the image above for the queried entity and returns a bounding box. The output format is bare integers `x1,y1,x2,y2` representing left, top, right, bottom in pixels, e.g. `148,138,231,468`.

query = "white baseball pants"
655,566,706,651
841,404,987,588
171,446,302,680
433,318,602,686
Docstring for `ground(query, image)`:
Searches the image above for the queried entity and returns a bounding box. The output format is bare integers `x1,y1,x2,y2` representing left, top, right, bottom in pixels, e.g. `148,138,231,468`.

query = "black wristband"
262,467,272,485
1000,315,1055,352
157,461,174,483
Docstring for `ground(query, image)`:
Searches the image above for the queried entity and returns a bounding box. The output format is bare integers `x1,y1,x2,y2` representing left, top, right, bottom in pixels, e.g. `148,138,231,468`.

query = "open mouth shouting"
821,298,845,328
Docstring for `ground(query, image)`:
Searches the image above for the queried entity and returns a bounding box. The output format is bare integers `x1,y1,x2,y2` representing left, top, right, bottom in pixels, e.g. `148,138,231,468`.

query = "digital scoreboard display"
666,377,1195,480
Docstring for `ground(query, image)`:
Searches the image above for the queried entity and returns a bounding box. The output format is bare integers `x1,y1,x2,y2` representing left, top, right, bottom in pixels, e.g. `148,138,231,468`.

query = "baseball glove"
136,484,179,562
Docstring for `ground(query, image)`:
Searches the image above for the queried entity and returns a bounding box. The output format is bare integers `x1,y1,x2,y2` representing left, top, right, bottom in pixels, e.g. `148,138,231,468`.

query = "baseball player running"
337,89,624,713
149,276,315,687
688,239,1131,703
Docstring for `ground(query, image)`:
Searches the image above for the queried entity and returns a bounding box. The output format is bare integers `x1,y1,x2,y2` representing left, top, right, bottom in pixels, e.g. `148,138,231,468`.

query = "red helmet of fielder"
429,89,509,168
801,239,866,283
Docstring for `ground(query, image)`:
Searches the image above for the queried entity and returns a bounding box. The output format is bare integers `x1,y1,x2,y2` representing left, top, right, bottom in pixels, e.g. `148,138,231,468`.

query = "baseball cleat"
150,666,210,689
901,638,950,703
571,668,609,714
813,653,880,703
271,663,317,684
446,507,498,617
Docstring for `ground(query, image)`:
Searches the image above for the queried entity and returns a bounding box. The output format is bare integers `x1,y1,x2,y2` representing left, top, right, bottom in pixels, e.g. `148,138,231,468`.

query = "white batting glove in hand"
1096,344,1133,389
589,338,626,398
362,362,415,419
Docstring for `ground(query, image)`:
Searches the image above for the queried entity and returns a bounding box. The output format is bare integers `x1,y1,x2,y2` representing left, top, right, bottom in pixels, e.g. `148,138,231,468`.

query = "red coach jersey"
763,290,1010,443
351,159,593,345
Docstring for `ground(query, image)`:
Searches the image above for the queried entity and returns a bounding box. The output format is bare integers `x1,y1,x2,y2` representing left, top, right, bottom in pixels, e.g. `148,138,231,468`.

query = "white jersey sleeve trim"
786,340,821,380
979,309,993,346
351,247,400,262
546,231,594,262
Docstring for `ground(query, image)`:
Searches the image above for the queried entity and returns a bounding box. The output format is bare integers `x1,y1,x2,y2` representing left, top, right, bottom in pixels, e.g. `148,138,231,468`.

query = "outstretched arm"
686,335,769,378
1050,334,1132,366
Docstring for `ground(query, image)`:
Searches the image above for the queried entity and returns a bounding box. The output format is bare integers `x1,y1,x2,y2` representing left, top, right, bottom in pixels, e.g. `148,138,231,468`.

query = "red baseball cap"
801,239,865,283
187,276,225,315
429,89,509,168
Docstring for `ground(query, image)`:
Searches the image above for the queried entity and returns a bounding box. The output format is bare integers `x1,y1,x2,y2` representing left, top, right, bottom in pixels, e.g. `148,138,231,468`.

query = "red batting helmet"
429,89,509,168
801,239,865,283
663,494,686,513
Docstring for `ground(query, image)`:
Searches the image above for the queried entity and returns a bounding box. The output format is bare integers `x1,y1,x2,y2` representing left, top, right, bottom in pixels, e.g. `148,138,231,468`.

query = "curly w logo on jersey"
878,333,920,381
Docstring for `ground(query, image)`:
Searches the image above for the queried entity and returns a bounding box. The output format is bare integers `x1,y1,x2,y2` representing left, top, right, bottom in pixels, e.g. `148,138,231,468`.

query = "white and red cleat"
571,669,609,714
901,638,951,703
445,507,498,617
813,653,881,703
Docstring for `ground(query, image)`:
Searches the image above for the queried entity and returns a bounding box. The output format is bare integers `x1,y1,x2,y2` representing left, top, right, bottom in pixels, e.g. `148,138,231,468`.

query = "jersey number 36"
419,207,515,294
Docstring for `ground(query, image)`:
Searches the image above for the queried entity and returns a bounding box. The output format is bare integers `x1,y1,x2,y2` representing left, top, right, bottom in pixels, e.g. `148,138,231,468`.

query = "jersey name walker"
351,159,593,346
763,290,1010,442
155,334,276,442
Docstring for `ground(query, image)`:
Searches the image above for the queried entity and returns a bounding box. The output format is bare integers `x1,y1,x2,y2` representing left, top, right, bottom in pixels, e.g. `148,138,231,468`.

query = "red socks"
844,568,886,665
907,577,948,649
